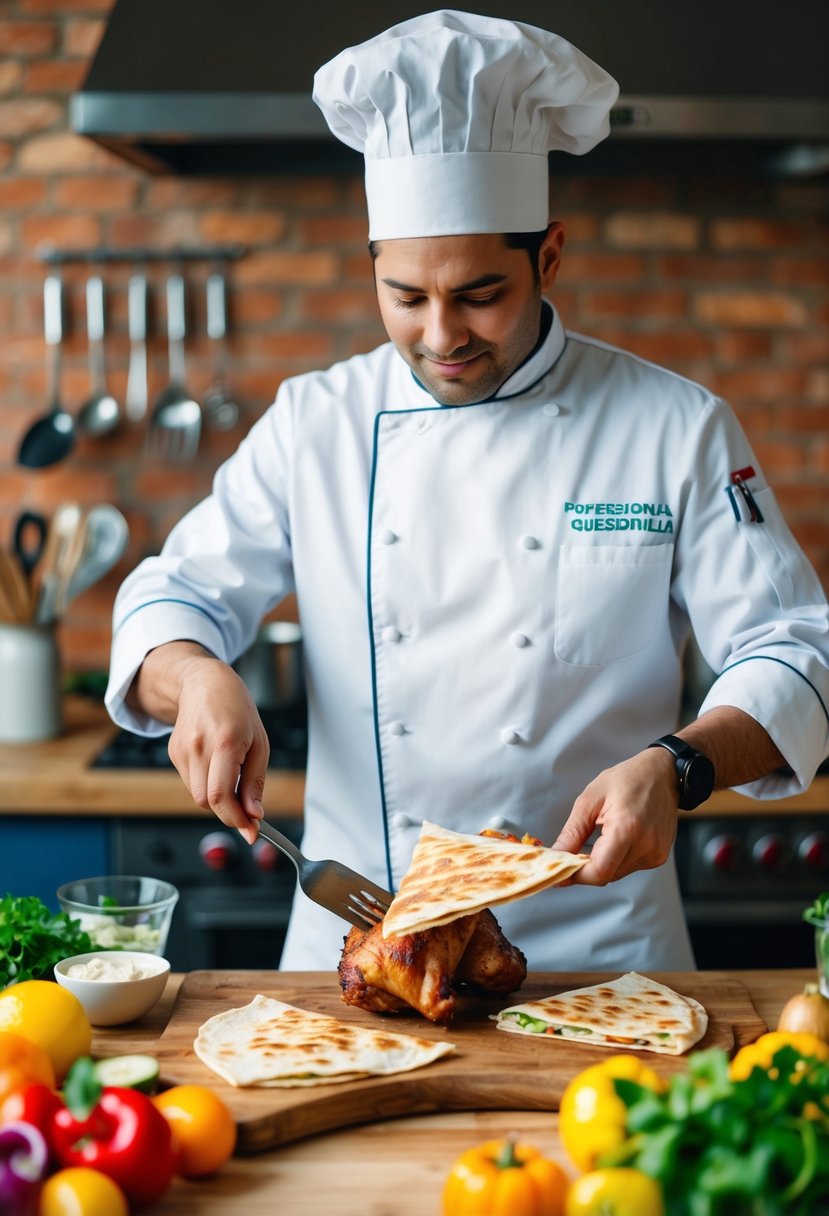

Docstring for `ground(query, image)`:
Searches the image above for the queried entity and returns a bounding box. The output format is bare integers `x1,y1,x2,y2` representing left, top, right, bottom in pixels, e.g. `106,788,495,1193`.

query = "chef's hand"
551,747,679,885
128,641,268,845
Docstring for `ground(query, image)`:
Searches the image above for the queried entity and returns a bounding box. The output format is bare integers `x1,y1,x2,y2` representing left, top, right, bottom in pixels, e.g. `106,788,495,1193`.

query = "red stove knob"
253,838,279,872
199,831,237,872
703,834,740,871
752,832,785,870
799,831,829,871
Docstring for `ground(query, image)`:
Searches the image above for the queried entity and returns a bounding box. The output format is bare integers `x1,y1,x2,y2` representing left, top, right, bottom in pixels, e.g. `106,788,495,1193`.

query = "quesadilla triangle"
193,994,455,1087
494,972,709,1057
381,820,589,939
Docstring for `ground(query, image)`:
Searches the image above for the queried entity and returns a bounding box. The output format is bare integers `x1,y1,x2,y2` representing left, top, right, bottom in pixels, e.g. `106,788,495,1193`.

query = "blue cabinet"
0,817,112,910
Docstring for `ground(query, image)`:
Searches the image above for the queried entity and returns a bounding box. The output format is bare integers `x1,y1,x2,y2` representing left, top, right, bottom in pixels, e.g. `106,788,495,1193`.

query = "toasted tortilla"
381,821,588,938
193,994,455,1087
494,971,708,1056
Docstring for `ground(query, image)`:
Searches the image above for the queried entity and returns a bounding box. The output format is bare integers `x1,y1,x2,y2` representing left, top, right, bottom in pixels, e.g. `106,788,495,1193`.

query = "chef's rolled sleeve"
106,601,230,736
699,654,829,797
105,387,295,735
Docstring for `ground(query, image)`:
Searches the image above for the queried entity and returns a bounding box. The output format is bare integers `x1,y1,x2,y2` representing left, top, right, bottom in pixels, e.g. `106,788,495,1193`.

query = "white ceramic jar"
0,622,62,742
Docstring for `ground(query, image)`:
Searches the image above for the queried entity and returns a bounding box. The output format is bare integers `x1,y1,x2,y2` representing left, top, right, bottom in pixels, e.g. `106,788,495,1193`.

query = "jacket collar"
403,300,565,407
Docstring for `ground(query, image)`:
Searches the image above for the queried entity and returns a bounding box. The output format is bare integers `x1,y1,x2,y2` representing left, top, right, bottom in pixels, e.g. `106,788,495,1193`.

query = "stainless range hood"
71,0,829,177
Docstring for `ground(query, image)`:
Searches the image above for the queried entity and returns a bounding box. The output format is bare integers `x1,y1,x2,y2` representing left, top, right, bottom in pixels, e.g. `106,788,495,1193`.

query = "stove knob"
253,838,279,872
199,831,237,872
703,833,740,871
799,831,829,871
752,832,785,870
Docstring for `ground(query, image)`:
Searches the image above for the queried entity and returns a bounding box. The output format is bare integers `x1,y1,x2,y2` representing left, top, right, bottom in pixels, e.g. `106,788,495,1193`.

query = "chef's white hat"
313,9,619,240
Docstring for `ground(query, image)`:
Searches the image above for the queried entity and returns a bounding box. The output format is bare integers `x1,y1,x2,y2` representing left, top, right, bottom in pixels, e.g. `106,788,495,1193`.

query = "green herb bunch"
0,893,93,987
602,1046,829,1216
804,893,829,985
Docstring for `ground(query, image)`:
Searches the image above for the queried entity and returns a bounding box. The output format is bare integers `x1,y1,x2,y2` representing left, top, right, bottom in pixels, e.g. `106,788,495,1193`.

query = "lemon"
0,980,92,1081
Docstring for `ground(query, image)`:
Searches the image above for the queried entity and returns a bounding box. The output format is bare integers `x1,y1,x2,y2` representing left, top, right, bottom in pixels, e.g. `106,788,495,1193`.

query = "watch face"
682,754,715,808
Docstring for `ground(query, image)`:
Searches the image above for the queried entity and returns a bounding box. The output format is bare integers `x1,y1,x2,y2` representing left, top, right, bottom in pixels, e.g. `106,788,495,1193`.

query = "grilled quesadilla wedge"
494,972,708,1056
194,995,454,1087
382,821,588,939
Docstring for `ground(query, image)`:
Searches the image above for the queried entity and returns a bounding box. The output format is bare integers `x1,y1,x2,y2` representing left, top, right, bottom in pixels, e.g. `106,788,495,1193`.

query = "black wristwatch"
648,734,715,810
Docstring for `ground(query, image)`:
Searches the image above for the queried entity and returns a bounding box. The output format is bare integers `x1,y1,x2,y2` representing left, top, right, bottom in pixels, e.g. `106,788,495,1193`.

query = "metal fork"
257,819,392,929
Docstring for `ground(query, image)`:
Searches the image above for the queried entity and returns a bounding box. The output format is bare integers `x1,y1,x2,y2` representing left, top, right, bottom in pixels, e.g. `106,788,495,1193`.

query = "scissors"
12,510,48,578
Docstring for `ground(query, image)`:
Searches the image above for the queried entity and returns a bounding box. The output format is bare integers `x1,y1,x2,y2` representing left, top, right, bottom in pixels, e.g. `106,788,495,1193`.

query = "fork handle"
257,819,304,875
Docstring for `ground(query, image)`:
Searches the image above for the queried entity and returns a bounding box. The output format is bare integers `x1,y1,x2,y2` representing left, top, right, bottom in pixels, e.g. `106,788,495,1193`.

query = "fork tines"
346,889,389,929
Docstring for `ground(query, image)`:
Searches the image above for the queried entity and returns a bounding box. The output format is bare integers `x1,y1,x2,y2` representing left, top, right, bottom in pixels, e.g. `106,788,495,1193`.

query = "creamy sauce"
66,956,158,982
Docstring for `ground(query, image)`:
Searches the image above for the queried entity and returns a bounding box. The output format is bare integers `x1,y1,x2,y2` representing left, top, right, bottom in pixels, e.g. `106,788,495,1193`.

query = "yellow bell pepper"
565,1168,664,1216
729,1030,829,1081
558,1055,666,1174
442,1138,569,1216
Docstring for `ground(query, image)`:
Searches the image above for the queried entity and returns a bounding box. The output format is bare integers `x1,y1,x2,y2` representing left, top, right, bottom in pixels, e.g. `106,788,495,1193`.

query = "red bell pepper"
0,1083,64,1160
51,1059,175,1207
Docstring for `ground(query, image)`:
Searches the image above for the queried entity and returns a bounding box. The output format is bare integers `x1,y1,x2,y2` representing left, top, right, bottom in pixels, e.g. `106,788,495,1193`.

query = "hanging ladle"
17,273,76,468
77,273,120,437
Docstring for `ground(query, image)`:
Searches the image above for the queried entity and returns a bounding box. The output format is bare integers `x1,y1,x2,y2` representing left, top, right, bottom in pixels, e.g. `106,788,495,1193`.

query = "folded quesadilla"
194,994,455,1087
382,821,589,939
494,972,708,1056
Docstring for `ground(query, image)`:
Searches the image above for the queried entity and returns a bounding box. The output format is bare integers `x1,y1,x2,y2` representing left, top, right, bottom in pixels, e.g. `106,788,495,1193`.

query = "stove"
91,703,308,771
674,811,828,970
91,703,308,971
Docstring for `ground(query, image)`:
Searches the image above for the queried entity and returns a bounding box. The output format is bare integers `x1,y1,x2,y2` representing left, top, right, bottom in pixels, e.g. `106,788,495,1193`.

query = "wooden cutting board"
152,970,766,1154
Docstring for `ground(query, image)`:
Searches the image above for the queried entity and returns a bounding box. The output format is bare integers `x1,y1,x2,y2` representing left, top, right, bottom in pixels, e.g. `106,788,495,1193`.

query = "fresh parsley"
0,893,94,987
600,1046,829,1216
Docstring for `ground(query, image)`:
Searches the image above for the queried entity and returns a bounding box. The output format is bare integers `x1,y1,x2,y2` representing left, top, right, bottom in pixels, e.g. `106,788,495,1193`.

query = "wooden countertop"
94,968,811,1216
0,696,304,817
1,696,826,819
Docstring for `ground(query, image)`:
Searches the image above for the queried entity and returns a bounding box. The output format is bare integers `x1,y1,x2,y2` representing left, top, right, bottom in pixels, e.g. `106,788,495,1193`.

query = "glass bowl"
56,876,179,956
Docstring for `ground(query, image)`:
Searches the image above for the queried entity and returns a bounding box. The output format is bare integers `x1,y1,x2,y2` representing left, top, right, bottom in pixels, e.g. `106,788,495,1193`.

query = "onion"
777,983,829,1043
0,1122,49,1216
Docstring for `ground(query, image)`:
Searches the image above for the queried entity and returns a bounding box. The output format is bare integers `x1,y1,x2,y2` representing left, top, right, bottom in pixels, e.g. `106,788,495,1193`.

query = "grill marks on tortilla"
495,972,709,1057
193,994,455,1087
382,820,588,938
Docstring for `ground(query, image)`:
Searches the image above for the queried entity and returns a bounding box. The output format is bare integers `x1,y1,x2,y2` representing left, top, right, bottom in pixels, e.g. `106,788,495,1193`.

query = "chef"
106,11,829,972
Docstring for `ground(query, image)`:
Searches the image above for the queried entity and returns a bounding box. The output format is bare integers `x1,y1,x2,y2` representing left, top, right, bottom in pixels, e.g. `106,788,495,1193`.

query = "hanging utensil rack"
35,243,246,265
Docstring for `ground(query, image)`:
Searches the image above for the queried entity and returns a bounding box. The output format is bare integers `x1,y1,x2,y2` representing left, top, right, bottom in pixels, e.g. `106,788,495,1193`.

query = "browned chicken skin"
338,909,526,1024
454,908,527,993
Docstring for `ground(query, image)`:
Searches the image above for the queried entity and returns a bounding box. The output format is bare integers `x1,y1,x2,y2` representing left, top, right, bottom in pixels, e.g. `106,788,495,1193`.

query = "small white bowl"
54,951,171,1026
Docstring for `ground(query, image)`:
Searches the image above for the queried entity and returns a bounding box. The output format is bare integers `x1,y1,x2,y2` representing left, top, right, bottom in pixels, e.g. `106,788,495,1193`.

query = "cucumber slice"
93,1054,160,1093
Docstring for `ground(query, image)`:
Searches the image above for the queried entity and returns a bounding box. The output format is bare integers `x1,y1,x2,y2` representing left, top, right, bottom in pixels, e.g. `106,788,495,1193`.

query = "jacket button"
511,632,529,648
543,402,560,417
488,815,509,829
391,812,413,828
381,626,402,644
521,535,540,550
379,529,398,545
500,727,521,745
388,721,406,737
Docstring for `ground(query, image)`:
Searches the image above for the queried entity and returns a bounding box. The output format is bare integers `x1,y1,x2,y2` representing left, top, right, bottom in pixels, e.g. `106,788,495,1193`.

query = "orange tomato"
153,1084,237,1177
0,1030,55,1103
39,1167,129,1216
0,982,91,1082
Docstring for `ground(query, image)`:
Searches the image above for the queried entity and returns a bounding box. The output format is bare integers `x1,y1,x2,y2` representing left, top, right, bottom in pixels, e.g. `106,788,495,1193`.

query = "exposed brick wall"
1,0,827,673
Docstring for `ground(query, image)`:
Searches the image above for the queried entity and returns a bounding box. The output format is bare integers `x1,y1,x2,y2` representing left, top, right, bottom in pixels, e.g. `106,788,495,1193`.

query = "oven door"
675,814,826,969
113,817,301,972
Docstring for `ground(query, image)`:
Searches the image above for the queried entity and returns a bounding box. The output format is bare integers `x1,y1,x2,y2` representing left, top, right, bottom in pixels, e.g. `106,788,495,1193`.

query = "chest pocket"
555,543,674,666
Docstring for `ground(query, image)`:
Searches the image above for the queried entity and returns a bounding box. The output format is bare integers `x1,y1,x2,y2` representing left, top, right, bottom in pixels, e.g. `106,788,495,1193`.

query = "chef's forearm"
126,641,222,725
675,706,785,789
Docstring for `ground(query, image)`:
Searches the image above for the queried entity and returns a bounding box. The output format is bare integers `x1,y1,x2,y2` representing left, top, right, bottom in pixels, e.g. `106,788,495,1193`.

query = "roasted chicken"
339,908,526,1024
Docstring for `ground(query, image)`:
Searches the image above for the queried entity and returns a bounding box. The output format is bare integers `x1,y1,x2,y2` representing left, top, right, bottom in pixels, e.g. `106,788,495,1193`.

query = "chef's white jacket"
107,304,829,972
